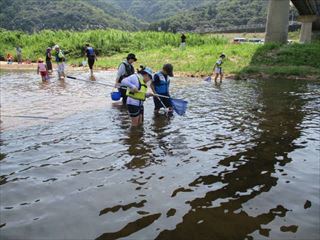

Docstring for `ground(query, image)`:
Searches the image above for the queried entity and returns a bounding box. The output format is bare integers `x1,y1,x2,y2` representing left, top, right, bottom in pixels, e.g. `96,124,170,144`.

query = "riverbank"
89,42,319,80
3,43,319,81
1,28,319,80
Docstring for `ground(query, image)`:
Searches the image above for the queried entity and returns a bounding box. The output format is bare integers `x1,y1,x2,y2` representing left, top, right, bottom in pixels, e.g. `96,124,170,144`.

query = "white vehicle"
233,37,247,44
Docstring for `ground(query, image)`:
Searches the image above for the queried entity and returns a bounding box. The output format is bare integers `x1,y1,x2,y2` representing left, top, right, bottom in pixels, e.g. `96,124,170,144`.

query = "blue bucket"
111,91,121,101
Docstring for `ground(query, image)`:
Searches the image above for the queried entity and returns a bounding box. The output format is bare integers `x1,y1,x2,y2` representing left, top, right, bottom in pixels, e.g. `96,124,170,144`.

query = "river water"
0,71,319,240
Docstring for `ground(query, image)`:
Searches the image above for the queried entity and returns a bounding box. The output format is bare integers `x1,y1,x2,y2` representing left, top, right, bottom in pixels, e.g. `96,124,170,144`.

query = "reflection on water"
0,71,319,240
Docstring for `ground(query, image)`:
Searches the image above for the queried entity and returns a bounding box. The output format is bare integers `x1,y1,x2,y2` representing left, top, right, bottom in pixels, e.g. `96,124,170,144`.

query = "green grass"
239,41,320,79
1,29,319,79
69,43,260,76
0,29,227,60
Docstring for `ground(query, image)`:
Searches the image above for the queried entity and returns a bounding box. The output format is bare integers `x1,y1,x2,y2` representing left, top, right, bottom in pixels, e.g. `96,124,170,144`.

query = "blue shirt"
153,72,170,95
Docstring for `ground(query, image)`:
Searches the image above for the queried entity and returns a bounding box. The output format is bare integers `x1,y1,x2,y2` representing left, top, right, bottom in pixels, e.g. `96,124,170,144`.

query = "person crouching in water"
84,43,97,80
37,58,48,82
115,53,137,106
213,53,226,83
151,64,174,116
120,67,154,127
54,45,65,80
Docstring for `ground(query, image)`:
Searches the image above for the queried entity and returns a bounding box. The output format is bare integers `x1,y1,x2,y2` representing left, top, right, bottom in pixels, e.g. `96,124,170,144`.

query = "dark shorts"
119,87,127,105
153,95,172,110
88,57,95,69
127,104,144,117
46,61,52,70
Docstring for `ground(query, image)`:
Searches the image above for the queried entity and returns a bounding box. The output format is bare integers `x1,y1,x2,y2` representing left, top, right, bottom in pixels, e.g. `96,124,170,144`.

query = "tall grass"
1,28,319,78
0,29,227,60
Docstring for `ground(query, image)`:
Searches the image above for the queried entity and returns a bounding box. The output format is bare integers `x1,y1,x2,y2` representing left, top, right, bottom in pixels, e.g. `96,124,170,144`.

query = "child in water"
37,58,48,82
120,66,154,127
213,53,226,83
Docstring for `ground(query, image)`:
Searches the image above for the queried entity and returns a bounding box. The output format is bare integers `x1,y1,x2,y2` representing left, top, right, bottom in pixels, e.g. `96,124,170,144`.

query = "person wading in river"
151,64,174,116
53,45,66,80
45,47,53,75
213,53,226,83
115,53,137,105
37,58,48,82
84,43,97,80
120,66,154,127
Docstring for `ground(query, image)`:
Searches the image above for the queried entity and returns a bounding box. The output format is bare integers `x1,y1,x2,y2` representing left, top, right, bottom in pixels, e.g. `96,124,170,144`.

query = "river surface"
0,70,319,240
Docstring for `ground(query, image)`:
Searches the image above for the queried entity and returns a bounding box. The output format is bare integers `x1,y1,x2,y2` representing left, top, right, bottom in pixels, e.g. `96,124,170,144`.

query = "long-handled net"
154,93,188,116
171,98,188,116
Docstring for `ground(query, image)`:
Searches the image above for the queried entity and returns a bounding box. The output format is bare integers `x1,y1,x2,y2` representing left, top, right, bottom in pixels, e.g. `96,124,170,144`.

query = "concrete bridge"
265,0,320,43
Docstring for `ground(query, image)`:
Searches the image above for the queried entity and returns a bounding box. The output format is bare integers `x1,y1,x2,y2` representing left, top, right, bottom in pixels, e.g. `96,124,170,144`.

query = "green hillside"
106,0,212,22
0,0,297,33
149,0,269,32
0,0,145,32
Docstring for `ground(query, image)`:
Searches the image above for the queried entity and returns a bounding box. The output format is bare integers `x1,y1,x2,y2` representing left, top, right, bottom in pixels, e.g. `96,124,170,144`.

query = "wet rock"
304,200,311,209
259,228,270,237
166,208,176,217
280,225,298,233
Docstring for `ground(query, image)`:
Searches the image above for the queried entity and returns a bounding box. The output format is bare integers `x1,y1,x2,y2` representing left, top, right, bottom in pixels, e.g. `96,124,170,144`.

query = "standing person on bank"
213,53,226,83
151,64,174,115
16,46,22,64
120,67,154,127
115,53,137,105
180,33,187,49
84,43,97,80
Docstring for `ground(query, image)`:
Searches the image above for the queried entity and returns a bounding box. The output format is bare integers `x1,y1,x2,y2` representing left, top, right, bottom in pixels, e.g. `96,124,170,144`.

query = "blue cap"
141,67,153,78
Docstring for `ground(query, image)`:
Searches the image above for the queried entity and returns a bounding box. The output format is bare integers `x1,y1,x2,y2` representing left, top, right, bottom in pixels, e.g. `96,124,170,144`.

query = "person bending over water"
121,67,154,127
151,64,174,116
213,53,226,83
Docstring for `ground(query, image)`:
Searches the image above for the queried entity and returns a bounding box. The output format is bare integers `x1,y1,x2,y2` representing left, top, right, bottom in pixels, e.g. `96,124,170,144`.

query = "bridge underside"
291,0,320,16
265,0,320,43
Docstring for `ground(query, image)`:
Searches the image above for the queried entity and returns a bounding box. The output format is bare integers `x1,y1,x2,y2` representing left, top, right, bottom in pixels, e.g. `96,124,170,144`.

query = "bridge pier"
298,15,318,43
265,0,290,44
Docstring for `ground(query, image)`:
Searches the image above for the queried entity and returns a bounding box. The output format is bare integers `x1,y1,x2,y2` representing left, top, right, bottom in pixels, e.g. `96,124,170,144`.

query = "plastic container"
111,90,121,101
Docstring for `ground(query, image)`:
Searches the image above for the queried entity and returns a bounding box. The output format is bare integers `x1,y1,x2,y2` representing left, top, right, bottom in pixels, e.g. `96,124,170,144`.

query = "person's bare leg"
131,116,140,127
139,113,144,125
90,69,96,80
220,73,223,82
214,73,219,82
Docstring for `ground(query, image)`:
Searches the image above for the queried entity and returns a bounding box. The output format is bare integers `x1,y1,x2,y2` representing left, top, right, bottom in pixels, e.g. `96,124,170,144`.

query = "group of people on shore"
34,40,225,126
6,46,22,64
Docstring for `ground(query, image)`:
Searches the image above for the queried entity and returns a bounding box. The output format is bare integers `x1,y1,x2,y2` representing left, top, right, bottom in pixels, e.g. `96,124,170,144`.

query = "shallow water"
0,71,319,240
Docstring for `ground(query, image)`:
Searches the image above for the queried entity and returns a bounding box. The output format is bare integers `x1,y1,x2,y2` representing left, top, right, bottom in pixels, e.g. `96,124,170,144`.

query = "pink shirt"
38,62,46,72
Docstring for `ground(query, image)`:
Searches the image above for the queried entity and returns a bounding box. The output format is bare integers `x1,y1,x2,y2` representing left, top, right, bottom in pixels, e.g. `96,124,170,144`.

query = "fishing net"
204,76,212,82
171,98,188,116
